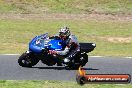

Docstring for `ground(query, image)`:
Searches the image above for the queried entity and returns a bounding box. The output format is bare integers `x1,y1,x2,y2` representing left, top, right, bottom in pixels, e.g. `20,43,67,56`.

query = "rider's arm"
56,46,70,55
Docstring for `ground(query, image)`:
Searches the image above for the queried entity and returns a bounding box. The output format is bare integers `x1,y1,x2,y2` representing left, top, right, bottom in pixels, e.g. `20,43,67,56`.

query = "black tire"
64,52,88,70
41,54,56,66
65,63,81,70
68,53,88,70
74,64,81,69
18,53,39,67
80,53,88,66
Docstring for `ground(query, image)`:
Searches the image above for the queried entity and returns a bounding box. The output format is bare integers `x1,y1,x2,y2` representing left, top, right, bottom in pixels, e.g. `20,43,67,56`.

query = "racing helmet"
59,26,71,38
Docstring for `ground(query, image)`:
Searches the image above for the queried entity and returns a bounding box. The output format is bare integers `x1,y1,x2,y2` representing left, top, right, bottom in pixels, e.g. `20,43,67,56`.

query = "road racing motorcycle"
18,33,96,69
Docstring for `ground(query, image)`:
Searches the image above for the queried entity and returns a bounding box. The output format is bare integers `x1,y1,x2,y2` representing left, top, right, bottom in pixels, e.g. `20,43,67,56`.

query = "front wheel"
18,53,39,67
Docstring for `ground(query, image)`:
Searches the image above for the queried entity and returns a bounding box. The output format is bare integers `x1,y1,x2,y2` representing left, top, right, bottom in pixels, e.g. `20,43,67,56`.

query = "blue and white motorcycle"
18,33,96,69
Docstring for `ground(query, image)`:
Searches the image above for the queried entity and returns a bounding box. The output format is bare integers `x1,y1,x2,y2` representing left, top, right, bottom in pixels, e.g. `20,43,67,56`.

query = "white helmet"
59,26,71,38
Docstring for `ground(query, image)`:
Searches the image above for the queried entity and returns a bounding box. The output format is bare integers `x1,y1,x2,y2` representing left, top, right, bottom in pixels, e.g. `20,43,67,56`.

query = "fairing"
29,33,66,53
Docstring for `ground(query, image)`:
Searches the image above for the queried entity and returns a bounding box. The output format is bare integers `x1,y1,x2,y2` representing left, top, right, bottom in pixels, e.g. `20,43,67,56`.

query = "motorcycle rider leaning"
49,26,80,66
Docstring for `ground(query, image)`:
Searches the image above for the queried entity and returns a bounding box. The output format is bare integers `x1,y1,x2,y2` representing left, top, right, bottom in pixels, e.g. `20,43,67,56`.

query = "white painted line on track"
125,57,132,59
0,54,20,55
0,54,132,59
0,54,104,57
89,56,104,58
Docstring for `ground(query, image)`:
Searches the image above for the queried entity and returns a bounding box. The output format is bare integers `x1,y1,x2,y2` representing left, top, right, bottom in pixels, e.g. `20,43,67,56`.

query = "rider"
49,26,80,65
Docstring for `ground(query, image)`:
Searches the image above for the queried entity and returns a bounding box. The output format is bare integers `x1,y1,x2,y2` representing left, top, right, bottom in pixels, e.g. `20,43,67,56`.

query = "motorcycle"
18,33,96,69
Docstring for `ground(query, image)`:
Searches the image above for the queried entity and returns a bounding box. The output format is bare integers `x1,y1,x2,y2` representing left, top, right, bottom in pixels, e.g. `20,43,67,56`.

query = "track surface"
0,55,132,82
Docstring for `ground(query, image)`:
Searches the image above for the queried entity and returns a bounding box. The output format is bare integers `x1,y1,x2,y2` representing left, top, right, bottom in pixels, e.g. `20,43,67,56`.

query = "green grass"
0,80,132,88
0,19,132,56
0,0,131,14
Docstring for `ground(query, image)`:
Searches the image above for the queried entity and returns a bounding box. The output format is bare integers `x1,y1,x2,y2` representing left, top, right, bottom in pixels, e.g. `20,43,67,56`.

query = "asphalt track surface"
0,55,132,82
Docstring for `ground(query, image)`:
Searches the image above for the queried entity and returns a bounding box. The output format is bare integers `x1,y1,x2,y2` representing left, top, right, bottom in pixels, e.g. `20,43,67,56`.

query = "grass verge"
0,80,132,88
0,19,132,56
0,0,132,14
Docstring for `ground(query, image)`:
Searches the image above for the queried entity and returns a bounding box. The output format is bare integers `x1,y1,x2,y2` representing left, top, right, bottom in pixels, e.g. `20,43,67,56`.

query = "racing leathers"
56,35,80,64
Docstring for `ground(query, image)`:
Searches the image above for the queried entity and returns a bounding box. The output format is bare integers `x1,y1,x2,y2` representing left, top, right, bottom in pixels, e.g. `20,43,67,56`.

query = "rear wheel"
80,53,88,66
65,64,80,70
18,53,39,67
66,53,88,70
